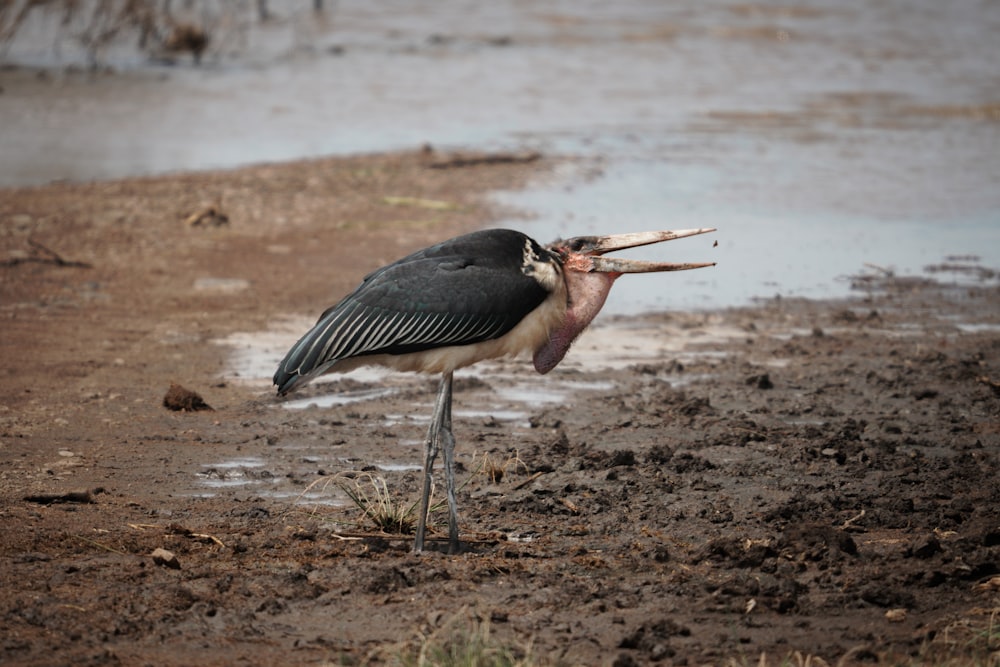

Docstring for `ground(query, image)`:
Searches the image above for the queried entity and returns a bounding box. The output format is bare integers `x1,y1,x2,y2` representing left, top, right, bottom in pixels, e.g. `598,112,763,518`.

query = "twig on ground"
426,150,542,170
1,239,92,268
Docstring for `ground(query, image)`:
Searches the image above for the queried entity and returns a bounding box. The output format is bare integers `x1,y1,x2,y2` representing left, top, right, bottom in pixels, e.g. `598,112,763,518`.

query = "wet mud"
1,152,999,665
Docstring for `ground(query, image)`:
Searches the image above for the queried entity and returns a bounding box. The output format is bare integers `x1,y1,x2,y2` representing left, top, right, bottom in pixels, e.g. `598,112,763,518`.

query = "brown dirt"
1,150,999,666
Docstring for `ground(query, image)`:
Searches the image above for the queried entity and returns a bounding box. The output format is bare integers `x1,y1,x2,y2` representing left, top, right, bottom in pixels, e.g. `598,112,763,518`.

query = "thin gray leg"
414,372,454,552
437,373,459,553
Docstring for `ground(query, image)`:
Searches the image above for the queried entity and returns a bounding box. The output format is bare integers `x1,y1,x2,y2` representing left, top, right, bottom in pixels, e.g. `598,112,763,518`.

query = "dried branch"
0,239,92,268
426,150,542,170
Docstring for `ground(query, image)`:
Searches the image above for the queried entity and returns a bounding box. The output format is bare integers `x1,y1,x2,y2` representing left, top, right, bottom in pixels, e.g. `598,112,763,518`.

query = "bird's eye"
566,237,595,252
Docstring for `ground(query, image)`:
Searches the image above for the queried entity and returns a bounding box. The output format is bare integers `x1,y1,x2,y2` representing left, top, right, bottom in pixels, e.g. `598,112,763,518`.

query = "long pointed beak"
566,228,717,273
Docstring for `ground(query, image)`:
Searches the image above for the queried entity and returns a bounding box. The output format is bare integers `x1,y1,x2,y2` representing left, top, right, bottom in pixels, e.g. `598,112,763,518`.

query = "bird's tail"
273,330,323,395
273,367,306,395
273,307,345,395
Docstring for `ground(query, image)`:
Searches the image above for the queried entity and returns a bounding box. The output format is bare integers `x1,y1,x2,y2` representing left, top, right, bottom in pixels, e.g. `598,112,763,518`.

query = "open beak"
561,228,717,273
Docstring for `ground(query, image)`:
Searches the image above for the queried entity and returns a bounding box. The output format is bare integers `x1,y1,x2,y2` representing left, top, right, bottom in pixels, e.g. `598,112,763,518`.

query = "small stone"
151,547,181,569
184,206,229,227
885,608,907,623
649,643,673,660
910,534,941,559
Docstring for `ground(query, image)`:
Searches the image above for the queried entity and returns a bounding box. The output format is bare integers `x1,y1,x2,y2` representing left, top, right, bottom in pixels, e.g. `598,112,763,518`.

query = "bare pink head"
533,228,716,374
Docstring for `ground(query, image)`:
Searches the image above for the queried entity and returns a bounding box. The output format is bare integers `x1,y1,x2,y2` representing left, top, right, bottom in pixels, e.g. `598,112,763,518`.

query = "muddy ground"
1,150,999,666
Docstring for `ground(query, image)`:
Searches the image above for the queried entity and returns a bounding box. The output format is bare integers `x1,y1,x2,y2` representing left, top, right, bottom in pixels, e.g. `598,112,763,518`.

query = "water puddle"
492,381,611,406
375,463,422,473
202,456,268,469
280,387,396,410
955,323,1000,334
655,373,716,389
562,318,746,369
196,457,273,488
261,491,343,507
454,409,529,424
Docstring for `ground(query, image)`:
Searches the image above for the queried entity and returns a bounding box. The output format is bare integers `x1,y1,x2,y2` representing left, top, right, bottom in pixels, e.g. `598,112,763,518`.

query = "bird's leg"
437,373,460,553
414,371,454,552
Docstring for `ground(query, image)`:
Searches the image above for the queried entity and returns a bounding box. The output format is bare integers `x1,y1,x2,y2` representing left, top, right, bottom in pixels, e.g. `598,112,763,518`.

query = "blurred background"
1,0,998,310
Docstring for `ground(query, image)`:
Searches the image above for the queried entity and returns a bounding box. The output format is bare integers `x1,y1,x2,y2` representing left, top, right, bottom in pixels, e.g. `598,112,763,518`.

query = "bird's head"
548,228,717,276
533,228,716,375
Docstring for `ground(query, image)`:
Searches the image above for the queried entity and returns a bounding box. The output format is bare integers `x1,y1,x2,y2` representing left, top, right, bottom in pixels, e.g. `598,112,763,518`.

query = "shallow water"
2,0,998,308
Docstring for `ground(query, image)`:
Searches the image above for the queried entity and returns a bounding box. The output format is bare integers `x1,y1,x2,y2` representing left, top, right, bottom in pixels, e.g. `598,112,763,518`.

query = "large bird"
274,227,715,552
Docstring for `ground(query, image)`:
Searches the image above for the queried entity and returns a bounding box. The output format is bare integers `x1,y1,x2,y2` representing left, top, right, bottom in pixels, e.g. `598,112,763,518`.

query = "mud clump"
163,383,214,412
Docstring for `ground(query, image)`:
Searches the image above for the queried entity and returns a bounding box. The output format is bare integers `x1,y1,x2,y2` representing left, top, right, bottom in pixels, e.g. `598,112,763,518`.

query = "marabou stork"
274,227,715,552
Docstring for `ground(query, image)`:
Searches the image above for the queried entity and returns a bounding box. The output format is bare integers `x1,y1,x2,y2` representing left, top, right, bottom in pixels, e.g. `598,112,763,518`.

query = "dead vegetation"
0,238,91,268
0,0,330,67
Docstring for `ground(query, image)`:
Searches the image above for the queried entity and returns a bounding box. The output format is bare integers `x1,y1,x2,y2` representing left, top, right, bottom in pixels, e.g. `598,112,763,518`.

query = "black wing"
274,229,553,394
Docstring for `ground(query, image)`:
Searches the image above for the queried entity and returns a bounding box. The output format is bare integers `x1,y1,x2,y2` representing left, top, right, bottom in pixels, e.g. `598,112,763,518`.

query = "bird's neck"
532,270,618,374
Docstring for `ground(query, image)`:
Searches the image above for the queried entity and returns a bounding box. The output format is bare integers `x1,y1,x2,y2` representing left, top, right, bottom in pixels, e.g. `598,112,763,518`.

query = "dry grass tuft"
474,450,528,484
337,472,420,535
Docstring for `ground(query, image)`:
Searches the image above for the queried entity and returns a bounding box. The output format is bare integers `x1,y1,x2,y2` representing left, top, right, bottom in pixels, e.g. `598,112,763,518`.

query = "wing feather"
366,311,404,350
